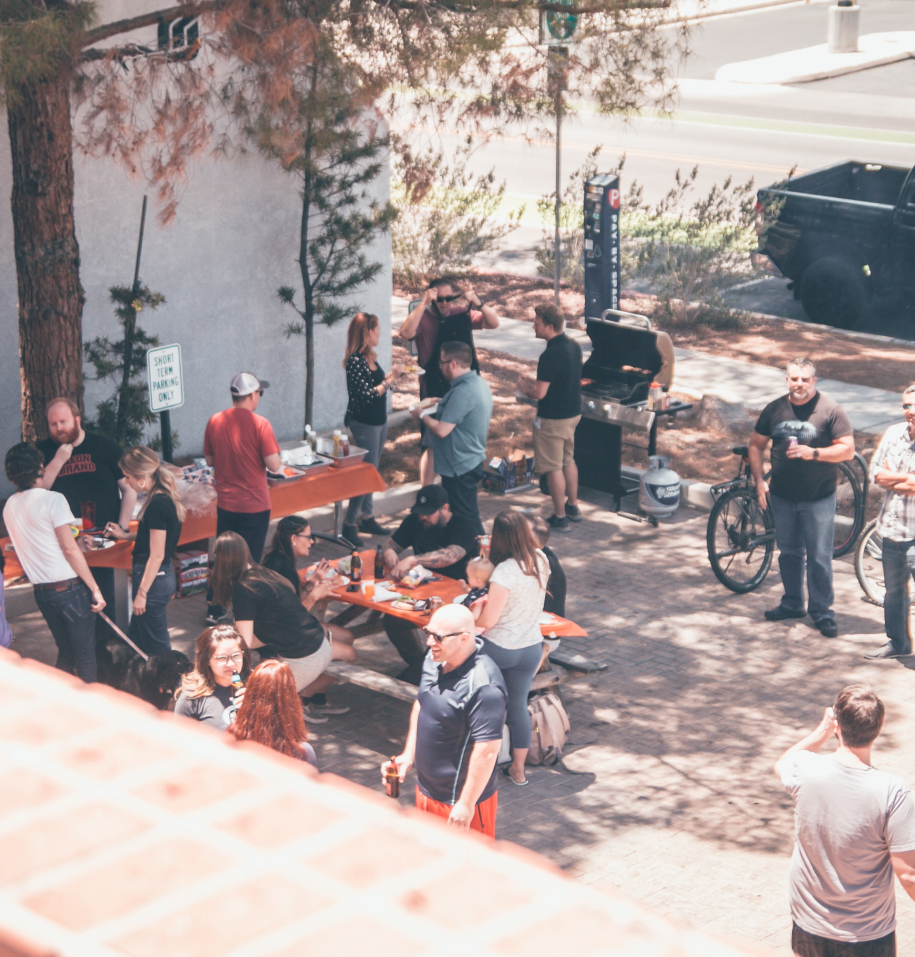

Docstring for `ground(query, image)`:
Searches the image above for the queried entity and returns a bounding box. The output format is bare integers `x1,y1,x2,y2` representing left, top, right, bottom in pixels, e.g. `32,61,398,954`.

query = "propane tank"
639,455,680,518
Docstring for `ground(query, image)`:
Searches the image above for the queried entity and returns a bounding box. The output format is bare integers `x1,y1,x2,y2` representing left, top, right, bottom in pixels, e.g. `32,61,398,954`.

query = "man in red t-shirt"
203,372,281,622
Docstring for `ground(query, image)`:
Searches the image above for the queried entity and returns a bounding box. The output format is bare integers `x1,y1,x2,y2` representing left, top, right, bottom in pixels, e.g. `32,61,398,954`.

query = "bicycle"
707,446,866,594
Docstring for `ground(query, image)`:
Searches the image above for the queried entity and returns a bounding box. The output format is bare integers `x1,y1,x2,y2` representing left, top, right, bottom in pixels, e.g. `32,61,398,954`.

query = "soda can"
429,596,443,611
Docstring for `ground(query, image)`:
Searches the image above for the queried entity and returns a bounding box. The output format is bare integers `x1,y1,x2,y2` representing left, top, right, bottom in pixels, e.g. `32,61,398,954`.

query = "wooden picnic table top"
310,549,588,638
2,463,385,581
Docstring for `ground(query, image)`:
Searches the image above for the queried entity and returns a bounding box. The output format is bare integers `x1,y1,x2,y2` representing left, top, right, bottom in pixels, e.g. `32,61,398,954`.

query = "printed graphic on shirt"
773,420,818,443
56,453,97,477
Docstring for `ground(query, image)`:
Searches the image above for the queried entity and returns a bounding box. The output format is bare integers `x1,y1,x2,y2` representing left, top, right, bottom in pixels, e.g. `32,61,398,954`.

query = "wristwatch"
813,450,819,460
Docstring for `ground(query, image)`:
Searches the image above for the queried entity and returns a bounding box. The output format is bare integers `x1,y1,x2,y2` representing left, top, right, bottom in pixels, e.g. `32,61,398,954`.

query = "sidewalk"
392,296,902,433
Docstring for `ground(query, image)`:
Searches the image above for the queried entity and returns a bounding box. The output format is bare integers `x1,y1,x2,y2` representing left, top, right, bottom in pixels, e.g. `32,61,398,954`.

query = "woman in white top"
476,509,549,786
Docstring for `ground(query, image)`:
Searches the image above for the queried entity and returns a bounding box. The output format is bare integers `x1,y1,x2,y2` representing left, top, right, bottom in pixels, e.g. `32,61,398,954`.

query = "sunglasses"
422,628,467,643
295,532,315,542
436,293,460,303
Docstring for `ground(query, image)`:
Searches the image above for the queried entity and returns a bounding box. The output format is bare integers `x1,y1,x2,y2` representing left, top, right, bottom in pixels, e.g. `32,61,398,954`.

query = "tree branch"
80,1,218,46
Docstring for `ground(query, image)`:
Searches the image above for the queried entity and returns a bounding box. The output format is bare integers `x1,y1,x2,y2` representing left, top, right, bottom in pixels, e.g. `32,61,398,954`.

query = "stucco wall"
0,2,391,494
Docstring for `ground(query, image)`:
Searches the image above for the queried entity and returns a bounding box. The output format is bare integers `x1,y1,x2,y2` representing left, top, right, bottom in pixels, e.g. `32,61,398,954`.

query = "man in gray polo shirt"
775,685,915,956
412,340,493,535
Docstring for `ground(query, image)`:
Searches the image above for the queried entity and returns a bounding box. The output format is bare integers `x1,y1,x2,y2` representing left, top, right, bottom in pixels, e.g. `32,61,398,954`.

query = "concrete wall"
0,1,391,494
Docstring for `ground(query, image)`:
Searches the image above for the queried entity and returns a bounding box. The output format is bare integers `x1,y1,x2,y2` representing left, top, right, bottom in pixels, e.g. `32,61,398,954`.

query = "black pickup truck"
756,161,915,329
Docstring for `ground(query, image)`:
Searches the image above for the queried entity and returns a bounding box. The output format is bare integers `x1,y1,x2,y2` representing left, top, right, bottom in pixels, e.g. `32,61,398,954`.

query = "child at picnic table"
459,556,494,621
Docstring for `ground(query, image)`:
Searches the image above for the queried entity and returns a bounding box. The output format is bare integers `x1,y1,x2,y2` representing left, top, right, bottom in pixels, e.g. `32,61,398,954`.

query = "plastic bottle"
341,433,350,456
374,544,385,580
333,430,341,457
647,381,663,410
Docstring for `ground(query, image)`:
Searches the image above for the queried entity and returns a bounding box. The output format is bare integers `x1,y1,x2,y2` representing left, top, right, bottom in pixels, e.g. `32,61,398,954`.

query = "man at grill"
519,304,583,533
749,357,854,639
863,384,915,660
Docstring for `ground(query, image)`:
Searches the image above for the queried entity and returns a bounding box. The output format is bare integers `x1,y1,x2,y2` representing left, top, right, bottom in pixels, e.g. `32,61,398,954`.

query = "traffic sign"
539,1,579,45
146,343,184,413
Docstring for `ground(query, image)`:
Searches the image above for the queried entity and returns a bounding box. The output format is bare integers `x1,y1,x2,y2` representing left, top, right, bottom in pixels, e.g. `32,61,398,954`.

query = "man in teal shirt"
412,340,493,535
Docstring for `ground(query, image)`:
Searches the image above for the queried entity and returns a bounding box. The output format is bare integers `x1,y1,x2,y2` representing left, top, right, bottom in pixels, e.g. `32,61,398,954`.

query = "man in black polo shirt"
520,304,583,533
384,604,506,837
381,484,479,683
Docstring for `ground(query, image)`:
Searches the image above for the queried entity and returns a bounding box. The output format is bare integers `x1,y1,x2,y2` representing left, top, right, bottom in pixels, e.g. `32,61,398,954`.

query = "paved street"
8,481,915,955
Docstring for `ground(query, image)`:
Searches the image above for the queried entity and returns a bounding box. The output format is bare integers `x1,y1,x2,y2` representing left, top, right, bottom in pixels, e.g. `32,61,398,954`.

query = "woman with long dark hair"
175,624,252,728
104,446,185,656
342,312,403,545
210,531,355,722
475,509,549,786
230,659,317,767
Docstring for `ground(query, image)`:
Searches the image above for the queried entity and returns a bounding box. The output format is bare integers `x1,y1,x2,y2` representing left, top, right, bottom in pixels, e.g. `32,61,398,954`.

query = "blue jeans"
129,563,176,657
881,538,915,655
481,638,542,750
769,492,836,621
33,579,97,682
345,418,388,524
441,463,485,537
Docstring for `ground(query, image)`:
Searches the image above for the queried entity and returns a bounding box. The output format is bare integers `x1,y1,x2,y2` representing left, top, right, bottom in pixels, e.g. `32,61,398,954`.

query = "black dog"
99,641,192,710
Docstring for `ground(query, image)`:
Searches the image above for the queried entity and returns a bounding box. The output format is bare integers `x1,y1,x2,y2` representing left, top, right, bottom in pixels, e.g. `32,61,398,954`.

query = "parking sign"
146,344,184,413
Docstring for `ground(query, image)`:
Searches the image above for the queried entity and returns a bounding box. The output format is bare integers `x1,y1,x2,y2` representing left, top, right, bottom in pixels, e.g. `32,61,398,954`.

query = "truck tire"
799,257,867,330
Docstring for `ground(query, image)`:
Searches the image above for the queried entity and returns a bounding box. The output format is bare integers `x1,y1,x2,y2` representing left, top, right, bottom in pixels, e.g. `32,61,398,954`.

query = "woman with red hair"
229,659,317,767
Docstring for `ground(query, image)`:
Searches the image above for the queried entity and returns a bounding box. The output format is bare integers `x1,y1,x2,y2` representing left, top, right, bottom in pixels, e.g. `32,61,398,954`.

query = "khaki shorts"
533,415,581,474
279,635,333,694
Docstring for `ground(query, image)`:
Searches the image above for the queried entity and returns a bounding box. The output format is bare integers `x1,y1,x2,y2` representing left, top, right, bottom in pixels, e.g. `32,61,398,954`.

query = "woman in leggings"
475,510,549,786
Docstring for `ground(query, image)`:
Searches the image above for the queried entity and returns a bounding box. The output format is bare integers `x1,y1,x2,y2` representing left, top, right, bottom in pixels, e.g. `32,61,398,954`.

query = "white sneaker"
301,704,329,724
308,702,350,715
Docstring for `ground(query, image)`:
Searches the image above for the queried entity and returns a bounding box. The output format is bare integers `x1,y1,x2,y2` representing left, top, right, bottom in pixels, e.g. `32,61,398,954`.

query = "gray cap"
230,372,270,396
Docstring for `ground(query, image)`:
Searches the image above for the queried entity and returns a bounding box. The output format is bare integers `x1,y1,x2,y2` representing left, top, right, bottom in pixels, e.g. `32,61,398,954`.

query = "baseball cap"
411,484,449,515
230,373,270,396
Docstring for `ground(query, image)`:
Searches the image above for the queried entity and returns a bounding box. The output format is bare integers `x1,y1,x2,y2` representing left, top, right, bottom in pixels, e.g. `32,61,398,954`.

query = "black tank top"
421,306,480,399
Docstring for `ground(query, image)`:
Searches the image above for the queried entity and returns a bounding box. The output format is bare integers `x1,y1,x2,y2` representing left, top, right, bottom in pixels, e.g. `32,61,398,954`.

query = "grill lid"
581,311,673,393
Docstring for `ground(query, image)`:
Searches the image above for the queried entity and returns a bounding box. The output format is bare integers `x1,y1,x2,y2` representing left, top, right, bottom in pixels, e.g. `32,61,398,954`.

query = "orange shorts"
415,787,498,839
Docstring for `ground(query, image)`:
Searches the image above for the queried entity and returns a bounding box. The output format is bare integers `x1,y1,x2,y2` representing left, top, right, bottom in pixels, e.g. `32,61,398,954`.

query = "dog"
98,641,192,710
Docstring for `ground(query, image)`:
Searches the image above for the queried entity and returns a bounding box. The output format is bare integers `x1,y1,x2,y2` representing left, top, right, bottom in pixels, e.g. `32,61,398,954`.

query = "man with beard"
37,398,137,647
380,485,479,683
400,278,499,486
750,358,854,638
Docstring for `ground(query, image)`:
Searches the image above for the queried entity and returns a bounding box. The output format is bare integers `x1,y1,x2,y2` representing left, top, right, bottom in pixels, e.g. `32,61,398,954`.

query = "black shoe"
865,641,913,660
342,524,363,547
764,606,806,622
816,618,838,638
547,514,572,533
565,503,583,522
539,473,550,496
206,604,228,626
358,516,388,536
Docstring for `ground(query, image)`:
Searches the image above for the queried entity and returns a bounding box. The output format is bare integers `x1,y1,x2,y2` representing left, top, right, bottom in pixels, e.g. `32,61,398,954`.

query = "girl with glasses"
175,624,251,728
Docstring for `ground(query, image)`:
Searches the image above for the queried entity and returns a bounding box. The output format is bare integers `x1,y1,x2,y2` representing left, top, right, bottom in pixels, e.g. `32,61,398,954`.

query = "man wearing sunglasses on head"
383,604,507,838
401,277,500,485
865,385,915,660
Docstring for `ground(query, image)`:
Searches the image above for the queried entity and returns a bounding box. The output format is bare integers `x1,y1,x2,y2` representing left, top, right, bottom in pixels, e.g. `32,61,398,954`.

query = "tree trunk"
8,72,85,442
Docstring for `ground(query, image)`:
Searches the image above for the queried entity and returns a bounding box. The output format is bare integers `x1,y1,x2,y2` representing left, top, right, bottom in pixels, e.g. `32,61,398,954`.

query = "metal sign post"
146,343,184,462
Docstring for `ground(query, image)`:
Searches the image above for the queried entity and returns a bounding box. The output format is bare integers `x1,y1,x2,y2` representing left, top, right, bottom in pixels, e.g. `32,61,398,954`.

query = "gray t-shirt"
175,684,235,728
781,751,915,942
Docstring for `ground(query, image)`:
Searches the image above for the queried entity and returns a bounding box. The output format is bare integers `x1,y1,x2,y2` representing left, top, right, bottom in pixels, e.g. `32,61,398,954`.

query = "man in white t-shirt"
3,443,105,681
775,685,915,957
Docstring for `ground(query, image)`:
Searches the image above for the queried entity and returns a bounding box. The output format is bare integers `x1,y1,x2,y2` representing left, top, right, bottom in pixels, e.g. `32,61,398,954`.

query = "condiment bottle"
648,381,663,410
350,548,362,583
341,433,350,456
385,757,400,798
333,430,342,457
374,544,385,580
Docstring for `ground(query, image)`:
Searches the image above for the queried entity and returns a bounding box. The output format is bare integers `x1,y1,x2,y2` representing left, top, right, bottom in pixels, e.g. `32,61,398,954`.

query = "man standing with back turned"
775,686,915,957
204,372,281,623
750,357,854,638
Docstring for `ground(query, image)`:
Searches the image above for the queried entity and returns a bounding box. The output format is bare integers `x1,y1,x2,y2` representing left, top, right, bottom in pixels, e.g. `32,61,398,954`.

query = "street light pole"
555,83,562,308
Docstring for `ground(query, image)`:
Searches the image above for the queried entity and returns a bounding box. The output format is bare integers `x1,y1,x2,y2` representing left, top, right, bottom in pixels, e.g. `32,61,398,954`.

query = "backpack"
498,690,571,767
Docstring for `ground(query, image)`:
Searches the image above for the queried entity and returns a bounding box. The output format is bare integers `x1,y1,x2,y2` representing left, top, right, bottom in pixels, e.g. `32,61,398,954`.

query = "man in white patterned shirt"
866,385,915,659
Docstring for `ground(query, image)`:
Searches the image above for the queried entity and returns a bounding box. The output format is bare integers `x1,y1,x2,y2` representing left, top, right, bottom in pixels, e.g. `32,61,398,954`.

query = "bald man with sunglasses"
383,604,507,837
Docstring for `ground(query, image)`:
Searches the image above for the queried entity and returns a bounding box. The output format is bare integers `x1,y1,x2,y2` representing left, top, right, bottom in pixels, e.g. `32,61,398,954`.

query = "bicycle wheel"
707,488,775,593
834,460,864,558
855,519,884,605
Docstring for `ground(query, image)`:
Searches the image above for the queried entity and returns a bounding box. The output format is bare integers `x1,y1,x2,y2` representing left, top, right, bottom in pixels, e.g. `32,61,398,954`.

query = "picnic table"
3,463,385,627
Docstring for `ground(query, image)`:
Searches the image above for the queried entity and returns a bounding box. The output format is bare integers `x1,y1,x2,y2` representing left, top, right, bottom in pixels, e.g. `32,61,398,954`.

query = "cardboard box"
173,549,209,598
482,450,534,494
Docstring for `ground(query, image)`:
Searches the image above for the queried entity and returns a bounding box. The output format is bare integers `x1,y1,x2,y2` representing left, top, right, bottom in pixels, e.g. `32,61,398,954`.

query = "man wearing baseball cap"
379,484,480,683
203,373,281,623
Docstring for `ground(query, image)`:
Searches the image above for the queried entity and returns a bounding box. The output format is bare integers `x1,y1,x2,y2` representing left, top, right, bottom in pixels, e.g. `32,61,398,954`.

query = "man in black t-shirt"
519,304,583,533
37,398,137,648
380,484,479,683
750,358,854,638
384,604,506,838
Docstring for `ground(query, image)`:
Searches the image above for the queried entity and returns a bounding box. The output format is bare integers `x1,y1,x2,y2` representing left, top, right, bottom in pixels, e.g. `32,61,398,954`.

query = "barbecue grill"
574,310,691,519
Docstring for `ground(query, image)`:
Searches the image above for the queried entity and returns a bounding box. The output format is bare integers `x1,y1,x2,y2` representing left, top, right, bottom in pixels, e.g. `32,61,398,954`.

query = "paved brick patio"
8,485,915,955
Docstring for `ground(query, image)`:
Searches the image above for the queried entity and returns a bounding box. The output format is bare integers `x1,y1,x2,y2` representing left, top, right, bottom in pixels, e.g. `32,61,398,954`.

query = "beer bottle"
374,544,385,580
385,757,400,798
231,672,244,695
350,548,362,582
